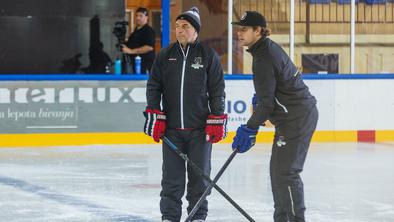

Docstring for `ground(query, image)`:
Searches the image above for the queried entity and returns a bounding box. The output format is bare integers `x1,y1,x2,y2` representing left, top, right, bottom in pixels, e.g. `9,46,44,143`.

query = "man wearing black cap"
231,11,318,222
122,7,155,74
144,6,227,222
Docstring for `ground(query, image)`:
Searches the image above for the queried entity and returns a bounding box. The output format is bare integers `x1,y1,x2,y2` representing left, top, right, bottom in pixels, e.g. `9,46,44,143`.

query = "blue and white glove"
232,125,258,153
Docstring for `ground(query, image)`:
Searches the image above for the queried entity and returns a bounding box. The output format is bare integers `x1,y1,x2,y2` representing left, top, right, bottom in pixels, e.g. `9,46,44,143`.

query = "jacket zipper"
179,44,189,129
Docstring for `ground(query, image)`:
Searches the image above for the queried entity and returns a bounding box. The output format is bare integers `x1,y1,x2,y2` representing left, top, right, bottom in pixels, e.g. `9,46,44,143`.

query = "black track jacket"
146,40,225,130
247,37,316,130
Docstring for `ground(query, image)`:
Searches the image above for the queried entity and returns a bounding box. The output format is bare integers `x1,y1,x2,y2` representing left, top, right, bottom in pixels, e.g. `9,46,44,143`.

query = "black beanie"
176,7,201,33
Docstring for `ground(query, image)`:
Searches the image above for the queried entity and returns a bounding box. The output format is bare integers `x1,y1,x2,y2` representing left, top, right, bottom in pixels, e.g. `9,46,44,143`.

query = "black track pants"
270,106,318,222
160,129,212,222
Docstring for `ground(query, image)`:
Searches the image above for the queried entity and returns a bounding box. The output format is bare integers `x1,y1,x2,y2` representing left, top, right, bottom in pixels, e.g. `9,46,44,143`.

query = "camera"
112,20,132,73
113,21,129,48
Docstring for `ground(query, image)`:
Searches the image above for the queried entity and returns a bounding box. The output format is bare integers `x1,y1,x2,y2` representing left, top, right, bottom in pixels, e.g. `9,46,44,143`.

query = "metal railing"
233,0,394,23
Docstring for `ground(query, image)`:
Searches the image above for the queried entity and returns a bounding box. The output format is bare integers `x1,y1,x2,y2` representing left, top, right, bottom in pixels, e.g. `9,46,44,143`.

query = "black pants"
270,106,318,222
160,129,212,222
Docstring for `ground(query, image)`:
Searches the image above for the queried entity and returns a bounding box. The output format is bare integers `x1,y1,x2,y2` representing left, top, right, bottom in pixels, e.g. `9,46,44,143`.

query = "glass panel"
170,0,229,72
233,0,291,74
151,11,162,38
0,0,124,74
295,0,351,74
356,1,394,73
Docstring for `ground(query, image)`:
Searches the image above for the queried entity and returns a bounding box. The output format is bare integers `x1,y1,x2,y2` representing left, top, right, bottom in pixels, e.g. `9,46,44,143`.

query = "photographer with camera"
122,7,156,74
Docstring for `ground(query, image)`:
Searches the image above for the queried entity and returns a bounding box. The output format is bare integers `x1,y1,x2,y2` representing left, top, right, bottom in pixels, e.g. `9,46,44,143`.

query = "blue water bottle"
134,55,141,74
114,58,122,75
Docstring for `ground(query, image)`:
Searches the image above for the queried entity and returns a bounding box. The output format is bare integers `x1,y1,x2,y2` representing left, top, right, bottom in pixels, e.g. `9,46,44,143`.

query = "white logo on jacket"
191,57,203,69
276,136,287,147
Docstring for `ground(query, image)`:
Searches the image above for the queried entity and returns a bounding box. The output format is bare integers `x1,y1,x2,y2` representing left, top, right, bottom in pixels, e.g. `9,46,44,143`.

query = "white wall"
225,79,394,131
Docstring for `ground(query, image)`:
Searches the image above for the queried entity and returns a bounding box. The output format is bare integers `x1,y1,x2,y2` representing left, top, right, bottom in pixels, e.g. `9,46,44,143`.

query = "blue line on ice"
0,175,151,222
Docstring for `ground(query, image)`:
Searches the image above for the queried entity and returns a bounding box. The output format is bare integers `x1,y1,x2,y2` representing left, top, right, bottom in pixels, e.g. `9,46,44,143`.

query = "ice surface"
0,142,393,221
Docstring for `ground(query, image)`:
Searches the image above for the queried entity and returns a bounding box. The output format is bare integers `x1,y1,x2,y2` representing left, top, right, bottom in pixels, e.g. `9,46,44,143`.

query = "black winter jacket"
146,40,225,130
247,37,316,129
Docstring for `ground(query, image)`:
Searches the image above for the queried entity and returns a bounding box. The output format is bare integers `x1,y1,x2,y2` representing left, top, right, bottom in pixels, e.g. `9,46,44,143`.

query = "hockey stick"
185,148,238,222
162,137,255,222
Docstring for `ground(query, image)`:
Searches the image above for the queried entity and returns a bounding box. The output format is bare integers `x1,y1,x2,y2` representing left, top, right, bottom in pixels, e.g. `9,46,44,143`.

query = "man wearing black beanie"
176,6,201,33
144,6,227,222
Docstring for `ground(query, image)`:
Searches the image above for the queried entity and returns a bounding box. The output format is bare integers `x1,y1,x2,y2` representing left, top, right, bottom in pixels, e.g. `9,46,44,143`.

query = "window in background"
150,10,162,51
302,53,339,74
126,9,132,35
355,1,394,73
294,0,351,74
0,0,125,74
233,0,291,74
180,0,229,72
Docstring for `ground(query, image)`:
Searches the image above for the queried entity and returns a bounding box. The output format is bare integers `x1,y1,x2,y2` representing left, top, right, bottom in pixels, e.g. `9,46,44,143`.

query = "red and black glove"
205,114,228,143
143,107,166,143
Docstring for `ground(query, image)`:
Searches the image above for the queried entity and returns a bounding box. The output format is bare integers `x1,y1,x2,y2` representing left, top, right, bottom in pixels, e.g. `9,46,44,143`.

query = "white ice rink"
0,142,393,222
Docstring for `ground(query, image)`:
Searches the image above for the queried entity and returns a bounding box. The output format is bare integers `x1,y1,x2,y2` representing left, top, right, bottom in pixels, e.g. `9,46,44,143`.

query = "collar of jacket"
176,38,200,50
246,36,268,56
135,23,148,31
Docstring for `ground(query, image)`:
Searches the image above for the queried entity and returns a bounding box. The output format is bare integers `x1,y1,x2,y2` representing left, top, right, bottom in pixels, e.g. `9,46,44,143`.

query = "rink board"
0,77,393,146
0,130,394,147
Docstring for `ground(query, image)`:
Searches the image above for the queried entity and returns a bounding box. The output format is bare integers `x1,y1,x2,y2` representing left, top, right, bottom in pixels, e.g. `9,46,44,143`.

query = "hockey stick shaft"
162,137,254,222
185,149,237,222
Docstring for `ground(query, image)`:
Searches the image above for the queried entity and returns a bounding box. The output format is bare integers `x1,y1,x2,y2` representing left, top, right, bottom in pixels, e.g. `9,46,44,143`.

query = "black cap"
136,7,148,16
231,11,266,27
176,7,201,33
